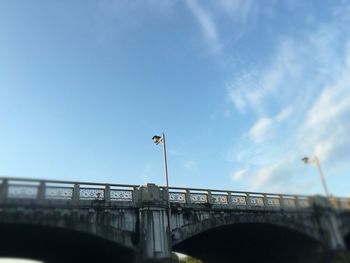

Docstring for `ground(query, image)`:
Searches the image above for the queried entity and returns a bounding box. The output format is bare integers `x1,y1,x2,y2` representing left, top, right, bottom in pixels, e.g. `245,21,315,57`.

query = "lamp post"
302,155,330,197
152,133,171,232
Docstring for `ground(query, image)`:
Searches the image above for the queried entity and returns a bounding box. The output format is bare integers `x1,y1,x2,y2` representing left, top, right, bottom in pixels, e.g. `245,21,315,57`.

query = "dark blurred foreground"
171,252,350,263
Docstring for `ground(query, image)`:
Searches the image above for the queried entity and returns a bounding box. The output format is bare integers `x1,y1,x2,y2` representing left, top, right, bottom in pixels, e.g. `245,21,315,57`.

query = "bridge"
0,177,349,263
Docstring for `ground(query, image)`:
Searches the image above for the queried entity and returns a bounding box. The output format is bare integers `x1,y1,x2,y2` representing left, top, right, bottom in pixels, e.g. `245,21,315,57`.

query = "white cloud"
248,117,273,143
231,157,306,193
300,70,350,162
248,107,293,143
185,0,219,47
304,77,350,130
276,107,292,122
249,161,282,190
227,7,350,193
233,55,350,192
185,0,259,53
227,38,299,113
232,169,247,181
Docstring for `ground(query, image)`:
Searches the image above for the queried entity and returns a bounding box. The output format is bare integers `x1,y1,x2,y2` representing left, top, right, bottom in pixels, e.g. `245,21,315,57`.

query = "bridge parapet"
166,186,350,212
1,177,350,211
1,177,350,262
0,177,138,205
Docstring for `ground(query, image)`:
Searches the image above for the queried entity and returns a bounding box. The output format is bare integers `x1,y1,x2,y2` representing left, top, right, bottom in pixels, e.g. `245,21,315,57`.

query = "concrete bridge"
0,177,349,263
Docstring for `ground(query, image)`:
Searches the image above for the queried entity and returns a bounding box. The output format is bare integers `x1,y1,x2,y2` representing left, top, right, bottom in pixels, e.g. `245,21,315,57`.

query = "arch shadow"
0,223,137,263
173,222,324,263
173,211,320,245
345,233,350,250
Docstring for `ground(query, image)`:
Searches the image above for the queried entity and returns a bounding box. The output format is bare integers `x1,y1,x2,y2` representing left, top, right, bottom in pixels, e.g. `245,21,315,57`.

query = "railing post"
73,184,80,202
295,196,300,211
185,189,191,204
281,196,286,210
247,193,251,208
0,179,8,202
227,191,232,205
263,194,268,210
278,196,282,211
37,181,46,200
133,186,139,206
105,185,110,202
207,191,212,204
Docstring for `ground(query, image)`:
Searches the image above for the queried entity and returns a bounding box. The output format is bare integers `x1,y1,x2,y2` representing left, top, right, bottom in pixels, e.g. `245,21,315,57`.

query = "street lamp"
152,133,171,232
302,155,330,197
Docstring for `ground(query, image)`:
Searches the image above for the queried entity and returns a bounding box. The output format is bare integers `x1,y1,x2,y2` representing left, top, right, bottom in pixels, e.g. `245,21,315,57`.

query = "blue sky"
1,0,350,197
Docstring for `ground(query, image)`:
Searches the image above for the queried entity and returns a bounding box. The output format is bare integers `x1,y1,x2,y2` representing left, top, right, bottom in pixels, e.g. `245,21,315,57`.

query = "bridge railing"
0,177,138,203
1,177,350,211
167,186,350,211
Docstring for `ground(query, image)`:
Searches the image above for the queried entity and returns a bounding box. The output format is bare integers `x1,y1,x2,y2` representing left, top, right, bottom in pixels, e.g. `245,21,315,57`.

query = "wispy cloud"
185,0,258,53
248,117,273,143
276,107,292,122
185,0,219,47
217,0,257,23
227,38,300,114
232,168,247,181
248,107,292,143
300,55,350,162
228,5,350,194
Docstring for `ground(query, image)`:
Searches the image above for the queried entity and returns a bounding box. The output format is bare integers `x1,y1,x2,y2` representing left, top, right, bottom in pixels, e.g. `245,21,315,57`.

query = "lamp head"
152,135,162,145
302,157,309,164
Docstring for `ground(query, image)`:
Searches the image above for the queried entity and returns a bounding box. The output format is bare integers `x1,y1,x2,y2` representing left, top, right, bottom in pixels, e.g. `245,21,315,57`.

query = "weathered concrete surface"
0,181,349,262
0,223,136,263
173,223,325,263
340,211,350,249
0,183,173,263
137,184,171,263
170,196,347,262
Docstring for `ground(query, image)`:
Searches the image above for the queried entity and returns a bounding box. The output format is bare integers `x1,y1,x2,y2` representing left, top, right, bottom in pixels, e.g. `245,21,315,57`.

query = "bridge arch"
340,214,350,250
345,233,350,250
172,211,321,245
0,207,139,262
0,222,137,263
172,212,324,263
344,228,350,250
173,223,324,263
